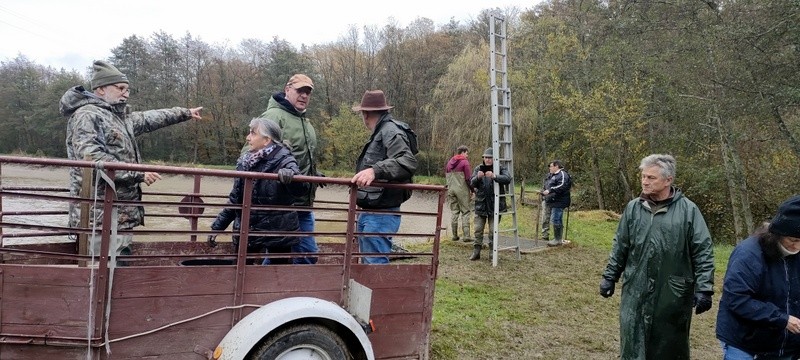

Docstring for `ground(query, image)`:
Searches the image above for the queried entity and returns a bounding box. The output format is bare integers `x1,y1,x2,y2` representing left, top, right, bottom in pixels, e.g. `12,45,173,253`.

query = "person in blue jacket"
717,195,800,359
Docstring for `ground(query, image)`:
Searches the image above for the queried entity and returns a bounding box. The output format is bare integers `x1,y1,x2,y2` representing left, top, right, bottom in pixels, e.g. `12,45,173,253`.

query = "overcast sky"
1,0,537,72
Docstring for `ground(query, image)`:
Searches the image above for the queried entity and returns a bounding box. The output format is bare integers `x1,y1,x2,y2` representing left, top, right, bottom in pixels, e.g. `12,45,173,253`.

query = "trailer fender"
214,296,374,360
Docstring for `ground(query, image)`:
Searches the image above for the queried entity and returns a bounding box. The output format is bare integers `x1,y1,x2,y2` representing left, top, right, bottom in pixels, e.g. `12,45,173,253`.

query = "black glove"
207,234,217,248
599,278,616,298
693,292,713,314
315,171,326,189
277,168,294,184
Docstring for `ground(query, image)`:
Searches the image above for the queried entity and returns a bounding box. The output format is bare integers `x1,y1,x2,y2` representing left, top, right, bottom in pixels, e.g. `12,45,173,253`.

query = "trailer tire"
248,323,351,360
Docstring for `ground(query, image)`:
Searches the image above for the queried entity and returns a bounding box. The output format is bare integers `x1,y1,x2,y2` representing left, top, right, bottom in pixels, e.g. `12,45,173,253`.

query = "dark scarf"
238,143,278,171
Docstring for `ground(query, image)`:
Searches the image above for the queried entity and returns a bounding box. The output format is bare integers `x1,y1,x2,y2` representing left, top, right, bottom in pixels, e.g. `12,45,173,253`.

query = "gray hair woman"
209,118,309,264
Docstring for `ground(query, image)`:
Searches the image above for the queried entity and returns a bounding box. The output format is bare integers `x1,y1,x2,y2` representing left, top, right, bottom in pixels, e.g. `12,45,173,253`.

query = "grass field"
425,204,734,360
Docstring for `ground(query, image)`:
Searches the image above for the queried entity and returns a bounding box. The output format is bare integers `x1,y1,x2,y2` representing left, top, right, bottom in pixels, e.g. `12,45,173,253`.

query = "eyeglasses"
291,86,312,95
109,84,130,94
482,156,492,159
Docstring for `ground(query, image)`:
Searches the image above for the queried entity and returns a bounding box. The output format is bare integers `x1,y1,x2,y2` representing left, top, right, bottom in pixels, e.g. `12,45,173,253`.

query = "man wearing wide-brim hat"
351,90,418,264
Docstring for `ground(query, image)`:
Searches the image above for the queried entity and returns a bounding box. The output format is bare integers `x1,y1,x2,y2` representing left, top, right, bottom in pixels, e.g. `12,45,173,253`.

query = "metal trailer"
0,156,445,360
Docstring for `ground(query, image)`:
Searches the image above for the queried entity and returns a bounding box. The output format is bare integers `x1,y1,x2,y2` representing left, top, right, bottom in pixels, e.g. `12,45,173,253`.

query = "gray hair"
639,154,676,179
249,118,282,144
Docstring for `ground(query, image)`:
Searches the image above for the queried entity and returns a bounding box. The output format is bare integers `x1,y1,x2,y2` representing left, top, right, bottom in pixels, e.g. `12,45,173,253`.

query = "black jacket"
211,145,308,250
355,113,418,209
544,169,571,208
470,163,511,217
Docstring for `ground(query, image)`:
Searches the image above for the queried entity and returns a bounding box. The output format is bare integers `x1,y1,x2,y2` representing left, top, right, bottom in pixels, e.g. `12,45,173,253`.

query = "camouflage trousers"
89,233,133,257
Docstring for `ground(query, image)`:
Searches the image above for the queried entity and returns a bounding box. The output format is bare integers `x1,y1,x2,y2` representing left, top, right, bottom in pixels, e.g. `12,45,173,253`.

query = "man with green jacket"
259,74,320,264
599,154,715,360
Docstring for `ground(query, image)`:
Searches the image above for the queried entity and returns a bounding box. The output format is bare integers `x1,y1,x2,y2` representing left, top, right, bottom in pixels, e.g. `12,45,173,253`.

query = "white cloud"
0,0,536,71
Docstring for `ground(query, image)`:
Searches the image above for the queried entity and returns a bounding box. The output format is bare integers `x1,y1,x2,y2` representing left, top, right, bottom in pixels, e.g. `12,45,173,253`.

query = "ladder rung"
496,246,519,251
497,228,517,233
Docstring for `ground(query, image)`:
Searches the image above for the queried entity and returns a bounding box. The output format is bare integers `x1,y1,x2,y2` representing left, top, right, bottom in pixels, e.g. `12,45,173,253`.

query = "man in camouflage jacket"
60,60,202,256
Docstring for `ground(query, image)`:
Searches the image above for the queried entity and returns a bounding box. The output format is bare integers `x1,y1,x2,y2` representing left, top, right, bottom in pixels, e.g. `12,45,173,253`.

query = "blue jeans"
721,342,793,360
292,211,319,264
551,207,564,226
357,207,401,264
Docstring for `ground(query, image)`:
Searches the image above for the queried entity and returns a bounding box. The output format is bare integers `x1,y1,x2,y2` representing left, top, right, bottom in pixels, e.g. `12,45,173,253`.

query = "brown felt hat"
352,90,394,111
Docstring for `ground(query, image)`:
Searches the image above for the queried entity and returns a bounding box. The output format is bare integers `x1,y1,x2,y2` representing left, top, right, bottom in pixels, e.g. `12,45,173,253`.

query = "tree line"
0,0,798,243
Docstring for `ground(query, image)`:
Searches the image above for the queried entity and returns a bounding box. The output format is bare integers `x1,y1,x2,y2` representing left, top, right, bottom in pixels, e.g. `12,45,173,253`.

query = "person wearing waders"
445,145,473,242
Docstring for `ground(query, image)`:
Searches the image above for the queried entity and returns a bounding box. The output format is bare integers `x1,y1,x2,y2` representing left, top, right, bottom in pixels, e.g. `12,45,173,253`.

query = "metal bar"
231,178,253,324
341,183,358,307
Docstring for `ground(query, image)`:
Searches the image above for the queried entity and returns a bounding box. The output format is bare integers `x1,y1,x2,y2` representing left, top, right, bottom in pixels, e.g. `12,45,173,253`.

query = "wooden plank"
2,282,90,327
102,323,228,359
369,286,427,315
350,264,433,288
369,312,427,359
240,290,340,308
1,265,90,287
241,265,343,293
111,267,236,298
108,294,233,335
0,323,89,340
0,346,92,360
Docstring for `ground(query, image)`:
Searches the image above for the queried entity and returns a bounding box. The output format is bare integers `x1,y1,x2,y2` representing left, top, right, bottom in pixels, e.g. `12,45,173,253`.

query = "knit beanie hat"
769,195,800,238
482,148,493,157
91,60,129,90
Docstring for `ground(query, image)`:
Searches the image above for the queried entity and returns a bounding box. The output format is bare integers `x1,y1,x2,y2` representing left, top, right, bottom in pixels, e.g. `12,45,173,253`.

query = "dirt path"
0,164,449,245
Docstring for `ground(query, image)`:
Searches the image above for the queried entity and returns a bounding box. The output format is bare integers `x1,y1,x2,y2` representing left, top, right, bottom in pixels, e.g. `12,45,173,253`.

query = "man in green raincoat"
598,154,715,359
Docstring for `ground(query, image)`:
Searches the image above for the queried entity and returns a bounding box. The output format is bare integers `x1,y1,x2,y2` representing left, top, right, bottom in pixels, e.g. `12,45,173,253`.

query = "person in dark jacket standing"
540,160,571,247
598,154,714,360
209,118,308,264
445,145,473,242
716,195,800,359
351,90,417,264
258,74,321,264
62,60,203,258
469,148,511,261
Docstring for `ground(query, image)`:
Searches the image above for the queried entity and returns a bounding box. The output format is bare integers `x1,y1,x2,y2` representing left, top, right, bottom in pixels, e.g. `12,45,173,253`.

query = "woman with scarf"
208,118,308,264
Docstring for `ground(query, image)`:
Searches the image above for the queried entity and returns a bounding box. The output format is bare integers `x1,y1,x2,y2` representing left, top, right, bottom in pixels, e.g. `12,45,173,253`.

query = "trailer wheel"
249,324,351,360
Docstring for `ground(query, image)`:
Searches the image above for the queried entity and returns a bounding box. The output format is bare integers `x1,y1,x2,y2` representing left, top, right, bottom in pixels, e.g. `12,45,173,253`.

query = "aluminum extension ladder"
488,13,521,267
